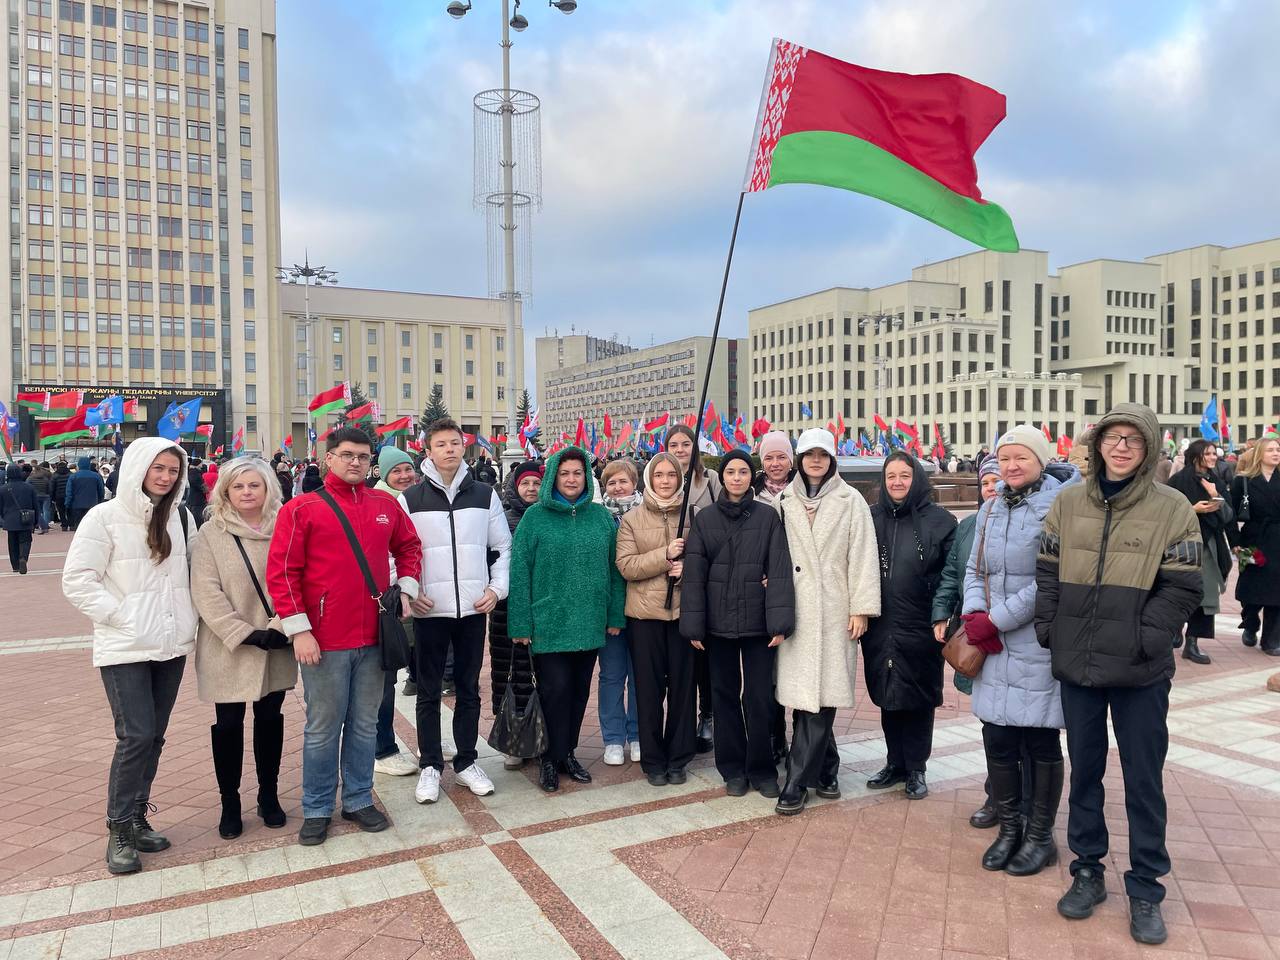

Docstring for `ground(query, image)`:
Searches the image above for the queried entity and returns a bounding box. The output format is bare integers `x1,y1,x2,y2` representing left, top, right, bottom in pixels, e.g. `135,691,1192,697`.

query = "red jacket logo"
375,513,391,526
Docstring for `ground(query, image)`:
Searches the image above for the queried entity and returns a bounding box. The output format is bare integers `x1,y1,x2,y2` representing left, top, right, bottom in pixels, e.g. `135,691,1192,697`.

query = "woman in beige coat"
616,453,697,786
774,429,881,815
191,458,297,840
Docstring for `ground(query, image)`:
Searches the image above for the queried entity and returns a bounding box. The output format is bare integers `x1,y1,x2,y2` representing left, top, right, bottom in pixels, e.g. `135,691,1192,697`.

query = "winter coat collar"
537,448,596,513
422,458,470,501
209,508,275,541
787,470,844,509
715,488,756,520
1086,402,1160,508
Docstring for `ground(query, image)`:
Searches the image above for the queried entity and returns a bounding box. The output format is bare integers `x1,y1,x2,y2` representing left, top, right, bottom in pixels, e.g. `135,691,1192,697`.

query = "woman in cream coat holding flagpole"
775,429,881,815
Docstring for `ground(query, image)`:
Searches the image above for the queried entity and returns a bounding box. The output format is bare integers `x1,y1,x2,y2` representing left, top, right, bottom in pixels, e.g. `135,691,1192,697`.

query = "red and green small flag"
47,390,84,412
376,416,412,438
38,405,94,447
16,390,49,410
346,401,380,423
308,382,351,418
745,40,1018,252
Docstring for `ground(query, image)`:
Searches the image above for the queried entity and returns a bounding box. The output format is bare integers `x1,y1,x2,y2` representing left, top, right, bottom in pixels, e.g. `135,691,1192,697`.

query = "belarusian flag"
16,391,49,410
745,39,1018,252
644,413,669,432
47,390,84,412
376,416,412,438
308,382,350,418
346,401,380,423
38,406,93,447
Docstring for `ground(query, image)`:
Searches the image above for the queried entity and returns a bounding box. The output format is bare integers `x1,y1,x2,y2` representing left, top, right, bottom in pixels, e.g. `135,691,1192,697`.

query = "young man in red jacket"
267,427,423,846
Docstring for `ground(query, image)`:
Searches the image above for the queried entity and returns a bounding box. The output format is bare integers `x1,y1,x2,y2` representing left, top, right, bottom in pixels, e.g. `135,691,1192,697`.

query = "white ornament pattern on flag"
745,39,808,192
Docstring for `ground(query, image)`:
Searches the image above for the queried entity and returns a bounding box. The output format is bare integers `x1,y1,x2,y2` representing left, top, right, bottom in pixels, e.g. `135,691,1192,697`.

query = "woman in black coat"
1233,436,1280,655
488,460,543,769
1168,440,1236,664
680,450,795,797
863,452,957,800
1,463,39,573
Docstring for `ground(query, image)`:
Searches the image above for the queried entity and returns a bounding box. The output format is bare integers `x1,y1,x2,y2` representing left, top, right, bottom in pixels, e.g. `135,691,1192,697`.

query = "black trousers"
786,707,840,788
694,646,712,721
534,649,598,764
51,497,67,528
1060,680,1171,903
706,635,777,786
982,722,1062,765
1185,608,1216,640
7,530,32,570
70,506,92,529
627,619,696,776
881,708,935,772
414,615,486,773
1241,605,1280,651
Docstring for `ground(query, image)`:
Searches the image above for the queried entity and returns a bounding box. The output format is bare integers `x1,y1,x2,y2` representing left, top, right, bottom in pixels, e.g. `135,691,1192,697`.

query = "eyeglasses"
330,452,372,464
1100,433,1145,450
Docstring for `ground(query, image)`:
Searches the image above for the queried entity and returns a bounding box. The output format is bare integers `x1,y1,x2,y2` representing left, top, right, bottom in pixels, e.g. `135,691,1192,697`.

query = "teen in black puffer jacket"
680,450,794,795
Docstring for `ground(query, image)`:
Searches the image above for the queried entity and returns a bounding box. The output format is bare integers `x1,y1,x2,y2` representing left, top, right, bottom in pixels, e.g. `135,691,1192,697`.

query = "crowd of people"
36,400,1280,948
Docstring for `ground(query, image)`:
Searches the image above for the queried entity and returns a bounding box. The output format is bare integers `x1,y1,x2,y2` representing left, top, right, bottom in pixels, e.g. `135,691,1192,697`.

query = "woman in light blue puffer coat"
962,425,1080,878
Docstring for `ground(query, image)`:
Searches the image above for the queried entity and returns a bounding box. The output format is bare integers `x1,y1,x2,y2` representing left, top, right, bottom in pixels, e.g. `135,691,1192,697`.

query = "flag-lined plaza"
3,4,1280,960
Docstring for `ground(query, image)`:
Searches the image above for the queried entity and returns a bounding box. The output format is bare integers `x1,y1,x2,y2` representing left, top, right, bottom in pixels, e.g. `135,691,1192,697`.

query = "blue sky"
276,0,1280,379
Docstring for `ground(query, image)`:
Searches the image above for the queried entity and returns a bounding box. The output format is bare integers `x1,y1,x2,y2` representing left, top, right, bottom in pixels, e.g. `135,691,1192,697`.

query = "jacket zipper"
886,515,898,672
1085,501,1114,672
447,503,462,618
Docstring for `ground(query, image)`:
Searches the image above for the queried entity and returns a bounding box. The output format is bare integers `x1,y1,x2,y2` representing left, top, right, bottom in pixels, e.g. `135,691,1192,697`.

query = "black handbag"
318,490,412,672
486,643,548,759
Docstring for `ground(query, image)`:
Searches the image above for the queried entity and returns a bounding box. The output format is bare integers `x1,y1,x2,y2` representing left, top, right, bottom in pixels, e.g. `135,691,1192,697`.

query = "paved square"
2,527,1279,959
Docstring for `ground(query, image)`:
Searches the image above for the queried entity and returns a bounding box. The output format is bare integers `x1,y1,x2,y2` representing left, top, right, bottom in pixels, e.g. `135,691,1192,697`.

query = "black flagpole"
665,191,747,610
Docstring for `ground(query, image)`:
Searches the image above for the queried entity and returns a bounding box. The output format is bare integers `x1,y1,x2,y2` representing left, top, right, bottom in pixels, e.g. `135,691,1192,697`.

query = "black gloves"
243,629,291,650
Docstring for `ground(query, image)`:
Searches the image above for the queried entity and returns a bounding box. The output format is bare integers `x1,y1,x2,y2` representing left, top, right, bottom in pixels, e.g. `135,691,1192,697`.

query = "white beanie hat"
997,424,1052,467
796,428,837,459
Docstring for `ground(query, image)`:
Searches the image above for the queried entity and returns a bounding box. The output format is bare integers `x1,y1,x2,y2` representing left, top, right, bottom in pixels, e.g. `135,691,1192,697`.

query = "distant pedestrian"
65,455,106,529
1,463,39,572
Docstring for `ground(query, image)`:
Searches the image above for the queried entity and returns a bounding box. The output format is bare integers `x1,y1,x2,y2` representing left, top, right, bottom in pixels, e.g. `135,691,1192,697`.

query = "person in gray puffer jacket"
962,425,1080,878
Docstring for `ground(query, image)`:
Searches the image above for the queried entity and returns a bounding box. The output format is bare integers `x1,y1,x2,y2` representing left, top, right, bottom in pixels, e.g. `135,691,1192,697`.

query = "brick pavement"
1,528,1279,958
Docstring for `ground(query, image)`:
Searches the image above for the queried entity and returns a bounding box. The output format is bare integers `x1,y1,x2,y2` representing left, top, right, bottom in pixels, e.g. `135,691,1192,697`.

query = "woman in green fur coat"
509,447,626,793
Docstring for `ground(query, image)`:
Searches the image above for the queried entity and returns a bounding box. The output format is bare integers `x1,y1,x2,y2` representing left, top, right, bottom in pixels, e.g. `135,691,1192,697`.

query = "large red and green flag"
643,412,669,432
744,40,1018,252
48,390,84,412
308,382,351,418
346,401,380,424
376,416,412,438
38,405,94,447
16,390,49,410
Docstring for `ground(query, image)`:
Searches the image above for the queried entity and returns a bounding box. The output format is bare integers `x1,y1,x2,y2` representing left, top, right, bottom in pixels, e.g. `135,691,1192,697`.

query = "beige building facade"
278,284,522,449
3,0,282,450
540,336,746,444
533,331,632,408
748,246,1226,454
1146,238,1280,444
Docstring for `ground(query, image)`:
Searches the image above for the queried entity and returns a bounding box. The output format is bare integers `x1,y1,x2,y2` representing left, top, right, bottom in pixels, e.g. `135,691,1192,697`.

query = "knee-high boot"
777,712,823,814
210,725,243,840
253,711,287,828
1006,759,1063,876
815,729,841,799
981,761,1023,871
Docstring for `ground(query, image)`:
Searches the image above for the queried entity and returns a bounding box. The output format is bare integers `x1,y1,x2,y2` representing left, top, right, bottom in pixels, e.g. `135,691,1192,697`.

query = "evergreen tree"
515,388,542,454
420,384,450,433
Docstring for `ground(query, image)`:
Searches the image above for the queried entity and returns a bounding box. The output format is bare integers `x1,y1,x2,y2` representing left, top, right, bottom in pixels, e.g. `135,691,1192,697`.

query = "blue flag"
85,395,124,427
158,398,202,441
1199,396,1219,441
800,402,813,418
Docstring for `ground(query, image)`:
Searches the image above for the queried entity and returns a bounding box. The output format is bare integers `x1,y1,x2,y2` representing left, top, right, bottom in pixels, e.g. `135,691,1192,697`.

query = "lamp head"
510,12,528,30
550,0,576,11
446,1,470,19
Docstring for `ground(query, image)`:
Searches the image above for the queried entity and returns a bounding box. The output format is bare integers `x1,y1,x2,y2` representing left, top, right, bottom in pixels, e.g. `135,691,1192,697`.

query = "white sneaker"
629,742,641,763
442,740,458,762
603,744,625,766
455,763,495,796
414,767,441,804
374,751,419,777
502,754,525,770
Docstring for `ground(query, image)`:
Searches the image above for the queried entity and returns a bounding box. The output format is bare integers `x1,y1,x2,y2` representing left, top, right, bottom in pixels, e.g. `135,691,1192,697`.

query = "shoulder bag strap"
231,534,274,618
317,488,383,606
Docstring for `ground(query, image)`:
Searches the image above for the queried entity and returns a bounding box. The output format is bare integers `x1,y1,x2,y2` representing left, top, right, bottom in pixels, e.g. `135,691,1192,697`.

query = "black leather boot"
970,801,998,829
1182,636,1210,664
696,713,714,754
539,758,560,793
210,724,244,840
253,712,287,828
105,817,141,874
815,731,841,799
777,715,815,815
132,801,171,853
981,762,1023,871
1171,632,1183,649
1006,760,1063,876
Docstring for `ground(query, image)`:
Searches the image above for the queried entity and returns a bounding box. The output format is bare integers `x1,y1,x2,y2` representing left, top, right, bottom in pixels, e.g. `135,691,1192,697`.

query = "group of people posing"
60,401,1280,949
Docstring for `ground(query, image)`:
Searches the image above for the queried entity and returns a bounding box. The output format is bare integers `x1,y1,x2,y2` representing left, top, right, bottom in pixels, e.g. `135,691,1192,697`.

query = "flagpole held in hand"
666,191,746,610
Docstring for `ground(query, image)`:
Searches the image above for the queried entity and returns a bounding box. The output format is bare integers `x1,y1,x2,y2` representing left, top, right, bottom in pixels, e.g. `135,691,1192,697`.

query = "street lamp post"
449,0,573,467
277,255,338,442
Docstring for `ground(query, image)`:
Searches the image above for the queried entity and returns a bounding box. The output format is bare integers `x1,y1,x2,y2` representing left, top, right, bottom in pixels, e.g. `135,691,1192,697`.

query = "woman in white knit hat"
774,428,881,814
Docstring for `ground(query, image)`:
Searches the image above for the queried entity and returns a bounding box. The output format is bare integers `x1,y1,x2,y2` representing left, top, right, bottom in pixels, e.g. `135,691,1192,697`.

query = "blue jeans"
36,495,50,532
597,629,638,746
299,645,383,818
375,669,399,760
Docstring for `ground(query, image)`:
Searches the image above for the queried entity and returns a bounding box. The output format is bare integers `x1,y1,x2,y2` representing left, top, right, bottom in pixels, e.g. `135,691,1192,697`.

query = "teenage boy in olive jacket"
1035,403,1201,946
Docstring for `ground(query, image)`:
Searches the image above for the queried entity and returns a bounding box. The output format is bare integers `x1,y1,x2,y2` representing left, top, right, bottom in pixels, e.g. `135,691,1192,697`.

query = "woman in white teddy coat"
774,429,881,815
